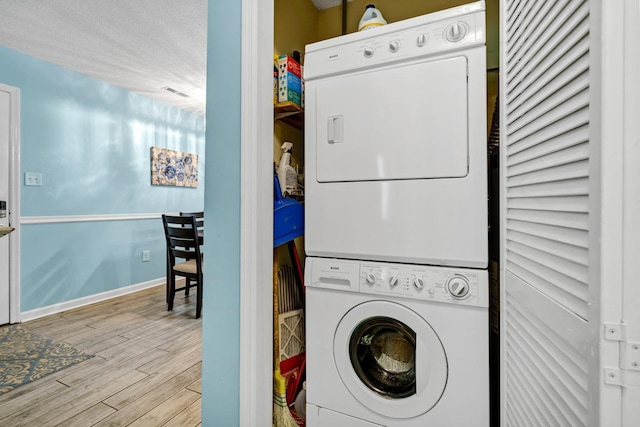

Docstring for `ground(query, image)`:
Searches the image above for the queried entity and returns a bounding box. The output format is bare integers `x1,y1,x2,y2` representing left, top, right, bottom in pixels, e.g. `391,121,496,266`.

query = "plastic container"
278,142,298,196
358,4,387,32
294,381,306,421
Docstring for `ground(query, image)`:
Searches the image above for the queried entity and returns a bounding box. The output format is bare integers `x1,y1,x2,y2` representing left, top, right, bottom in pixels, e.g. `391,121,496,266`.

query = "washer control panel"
306,257,488,308
359,262,486,307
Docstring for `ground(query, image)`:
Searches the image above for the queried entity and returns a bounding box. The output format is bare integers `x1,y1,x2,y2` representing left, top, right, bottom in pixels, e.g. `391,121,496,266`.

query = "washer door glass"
350,317,416,399
334,300,448,419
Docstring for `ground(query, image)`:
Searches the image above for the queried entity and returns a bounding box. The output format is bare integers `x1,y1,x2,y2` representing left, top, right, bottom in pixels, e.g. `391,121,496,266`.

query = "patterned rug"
0,325,93,395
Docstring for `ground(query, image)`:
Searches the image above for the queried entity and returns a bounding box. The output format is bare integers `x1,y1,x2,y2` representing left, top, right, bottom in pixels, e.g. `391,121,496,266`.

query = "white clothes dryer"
305,257,489,427
304,2,488,269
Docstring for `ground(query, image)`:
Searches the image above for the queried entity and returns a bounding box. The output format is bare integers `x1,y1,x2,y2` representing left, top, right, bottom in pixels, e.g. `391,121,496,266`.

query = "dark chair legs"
196,279,203,319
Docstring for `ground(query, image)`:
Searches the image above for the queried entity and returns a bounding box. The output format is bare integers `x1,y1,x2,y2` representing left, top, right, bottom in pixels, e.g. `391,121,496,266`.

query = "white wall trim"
20,212,177,225
1,83,21,324
239,0,274,425
20,278,164,322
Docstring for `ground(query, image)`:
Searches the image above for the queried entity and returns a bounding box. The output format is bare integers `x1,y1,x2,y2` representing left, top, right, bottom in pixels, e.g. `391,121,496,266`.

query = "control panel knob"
365,273,377,285
447,276,470,298
389,40,400,53
413,277,425,290
444,22,467,43
416,33,428,47
363,46,375,58
389,275,400,288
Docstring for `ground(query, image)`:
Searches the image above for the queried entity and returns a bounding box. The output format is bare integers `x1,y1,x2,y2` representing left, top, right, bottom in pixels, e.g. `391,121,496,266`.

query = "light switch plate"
25,172,43,186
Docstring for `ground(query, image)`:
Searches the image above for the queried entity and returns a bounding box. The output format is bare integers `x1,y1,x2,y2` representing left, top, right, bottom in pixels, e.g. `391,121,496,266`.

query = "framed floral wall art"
151,147,198,187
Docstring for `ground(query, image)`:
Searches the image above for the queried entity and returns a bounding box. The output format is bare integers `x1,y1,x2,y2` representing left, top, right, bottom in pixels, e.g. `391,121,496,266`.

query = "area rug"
0,325,93,395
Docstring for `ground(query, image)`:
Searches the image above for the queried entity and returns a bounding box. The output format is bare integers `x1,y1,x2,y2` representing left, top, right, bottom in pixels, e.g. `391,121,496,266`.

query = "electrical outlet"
25,172,43,186
142,250,150,262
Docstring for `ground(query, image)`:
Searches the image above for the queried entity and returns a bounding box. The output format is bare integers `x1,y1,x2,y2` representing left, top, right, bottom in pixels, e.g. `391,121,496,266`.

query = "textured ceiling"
0,0,207,115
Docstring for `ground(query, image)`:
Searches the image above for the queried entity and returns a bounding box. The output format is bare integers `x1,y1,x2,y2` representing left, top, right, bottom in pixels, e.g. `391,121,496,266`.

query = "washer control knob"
447,276,470,298
445,22,467,43
413,277,425,290
363,46,375,58
389,40,400,53
389,274,400,288
365,273,377,285
416,33,428,47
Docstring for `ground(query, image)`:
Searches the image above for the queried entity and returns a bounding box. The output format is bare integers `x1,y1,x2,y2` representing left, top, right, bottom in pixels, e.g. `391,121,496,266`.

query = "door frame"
0,83,21,324
239,0,273,425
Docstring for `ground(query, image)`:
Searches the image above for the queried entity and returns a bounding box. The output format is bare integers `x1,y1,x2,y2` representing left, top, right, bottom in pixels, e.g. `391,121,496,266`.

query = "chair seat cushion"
174,259,202,275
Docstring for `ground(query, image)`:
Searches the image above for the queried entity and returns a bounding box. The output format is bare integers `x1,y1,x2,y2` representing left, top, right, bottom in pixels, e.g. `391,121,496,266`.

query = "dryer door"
333,300,447,419
315,56,469,183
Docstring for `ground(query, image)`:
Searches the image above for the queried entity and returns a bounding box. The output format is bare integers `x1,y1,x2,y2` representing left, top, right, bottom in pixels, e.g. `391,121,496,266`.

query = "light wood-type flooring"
0,284,202,426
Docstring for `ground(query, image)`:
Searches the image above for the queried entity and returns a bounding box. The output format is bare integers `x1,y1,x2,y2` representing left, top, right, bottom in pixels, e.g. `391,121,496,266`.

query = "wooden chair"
162,214,204,318
179,211,204,295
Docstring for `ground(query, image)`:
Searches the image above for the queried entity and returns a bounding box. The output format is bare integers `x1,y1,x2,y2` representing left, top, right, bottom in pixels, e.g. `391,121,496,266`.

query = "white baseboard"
20,278,165,322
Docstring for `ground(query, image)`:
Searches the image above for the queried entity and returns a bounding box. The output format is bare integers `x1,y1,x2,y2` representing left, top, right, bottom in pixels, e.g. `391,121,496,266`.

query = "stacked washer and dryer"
303,2,489,426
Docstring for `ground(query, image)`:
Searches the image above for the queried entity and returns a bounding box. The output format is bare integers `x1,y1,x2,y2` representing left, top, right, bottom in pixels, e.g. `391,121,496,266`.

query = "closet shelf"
274,101,304,130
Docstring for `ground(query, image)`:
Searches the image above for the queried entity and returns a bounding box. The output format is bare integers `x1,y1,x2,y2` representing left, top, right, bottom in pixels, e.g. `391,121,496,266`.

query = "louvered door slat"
509,74,589,134
507,219,588,248
507,208,588,230
506,0,535,45
506,108,588,156
506,324,586,425
508,2,587,84
507,89,588,143
507,177,588,198
507,160,588,187
507,229,588,267
506,195,588,213
507,0,564,77
508,127,588,167
507,0,544,63
509,54,589,125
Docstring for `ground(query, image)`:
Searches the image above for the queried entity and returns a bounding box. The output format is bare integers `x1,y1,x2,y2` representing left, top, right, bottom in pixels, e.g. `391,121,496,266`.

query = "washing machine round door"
334,300,447,419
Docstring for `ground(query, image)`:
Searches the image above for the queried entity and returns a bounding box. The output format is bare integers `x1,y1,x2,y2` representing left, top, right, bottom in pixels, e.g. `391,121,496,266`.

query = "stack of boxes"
277,54,303,107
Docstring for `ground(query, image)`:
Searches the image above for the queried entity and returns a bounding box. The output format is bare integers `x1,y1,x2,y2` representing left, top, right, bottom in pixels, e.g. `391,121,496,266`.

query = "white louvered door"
500,0,638,425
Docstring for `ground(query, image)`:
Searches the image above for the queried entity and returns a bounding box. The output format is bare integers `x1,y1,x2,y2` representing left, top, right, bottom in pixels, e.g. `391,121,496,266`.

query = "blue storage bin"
274,174,304,247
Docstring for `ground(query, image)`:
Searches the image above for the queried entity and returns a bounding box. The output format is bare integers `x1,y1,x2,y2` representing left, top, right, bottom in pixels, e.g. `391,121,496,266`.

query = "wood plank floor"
0,284,202,426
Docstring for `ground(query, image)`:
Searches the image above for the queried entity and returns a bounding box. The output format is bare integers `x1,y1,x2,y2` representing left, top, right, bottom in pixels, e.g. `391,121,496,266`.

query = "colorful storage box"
278,55,303,106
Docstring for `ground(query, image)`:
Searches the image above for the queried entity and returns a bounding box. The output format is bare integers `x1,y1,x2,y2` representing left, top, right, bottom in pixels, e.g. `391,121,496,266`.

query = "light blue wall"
0,45,206,311
201,0,242,425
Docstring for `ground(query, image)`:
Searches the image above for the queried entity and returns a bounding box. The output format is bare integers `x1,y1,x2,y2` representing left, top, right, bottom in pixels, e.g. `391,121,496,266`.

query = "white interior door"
0,84,20,326
0,89,10,325
500,0,593,425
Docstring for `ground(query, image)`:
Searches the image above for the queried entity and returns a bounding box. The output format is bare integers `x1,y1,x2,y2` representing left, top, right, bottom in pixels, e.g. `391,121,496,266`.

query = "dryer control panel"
306,257,489,308
304,2,486,81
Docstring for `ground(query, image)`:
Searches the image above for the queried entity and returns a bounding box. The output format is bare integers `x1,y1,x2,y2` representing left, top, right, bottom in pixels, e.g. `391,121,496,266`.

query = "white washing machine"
304,2,487,269
305,257,489,426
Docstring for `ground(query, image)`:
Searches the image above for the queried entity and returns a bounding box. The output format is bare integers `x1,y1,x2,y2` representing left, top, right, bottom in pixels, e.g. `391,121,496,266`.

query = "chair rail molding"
20,212,178,224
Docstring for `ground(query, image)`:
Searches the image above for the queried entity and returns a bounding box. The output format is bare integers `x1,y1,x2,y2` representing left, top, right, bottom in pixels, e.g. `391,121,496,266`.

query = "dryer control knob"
389,275,400,287
447,276,470,298
363,46,375,58
445,22,467,43
413,277,425,290
365,273,377,285
389,40,400,53
416,33,428,47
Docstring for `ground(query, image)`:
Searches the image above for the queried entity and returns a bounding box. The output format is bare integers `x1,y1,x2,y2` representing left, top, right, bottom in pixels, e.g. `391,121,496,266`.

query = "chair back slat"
162,214,203,265
180,212,204,230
